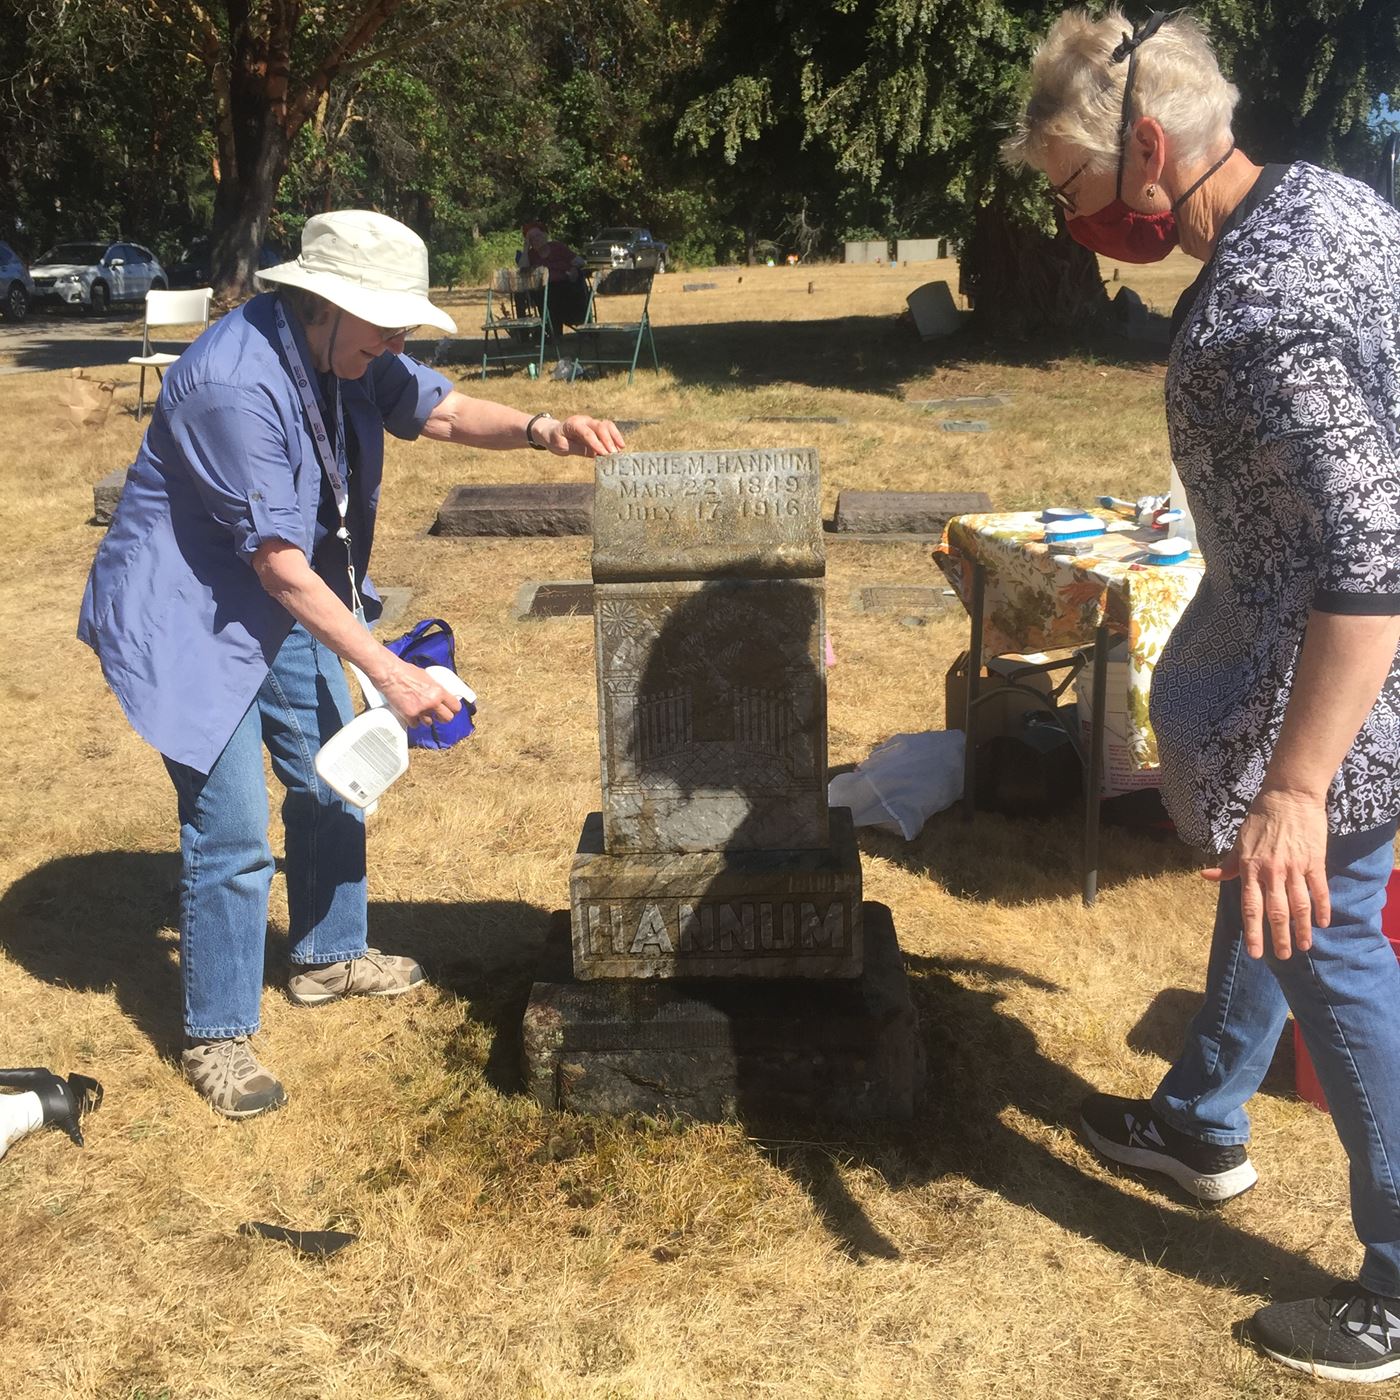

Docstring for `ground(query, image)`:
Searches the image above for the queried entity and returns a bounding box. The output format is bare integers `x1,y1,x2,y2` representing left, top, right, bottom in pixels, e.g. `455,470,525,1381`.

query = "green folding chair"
569,267,659,383
480,266,555,379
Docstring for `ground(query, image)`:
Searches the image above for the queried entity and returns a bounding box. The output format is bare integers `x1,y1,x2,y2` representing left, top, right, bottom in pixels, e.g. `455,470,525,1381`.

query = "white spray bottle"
314,662,476,812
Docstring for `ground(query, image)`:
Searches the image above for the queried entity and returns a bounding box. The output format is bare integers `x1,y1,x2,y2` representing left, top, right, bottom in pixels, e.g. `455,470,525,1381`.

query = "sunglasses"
1048,161,1090,215
372,324,417,344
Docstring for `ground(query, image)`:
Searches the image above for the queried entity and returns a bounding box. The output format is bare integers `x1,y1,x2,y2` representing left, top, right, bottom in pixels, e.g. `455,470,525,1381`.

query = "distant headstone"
939,420,990,433
683,282,718,292
833,489,992,535
93,467,126,525
906,281,964,340
615,419,661,434
434,482,592,536
911,394,1011,410
512,580,594,620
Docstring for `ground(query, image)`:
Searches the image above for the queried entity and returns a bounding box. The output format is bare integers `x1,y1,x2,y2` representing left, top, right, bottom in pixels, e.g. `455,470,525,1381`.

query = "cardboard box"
945,650,1057,745
1075,644,1161,797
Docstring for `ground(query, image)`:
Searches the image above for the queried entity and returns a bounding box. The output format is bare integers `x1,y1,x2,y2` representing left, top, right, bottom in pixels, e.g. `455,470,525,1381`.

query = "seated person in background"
520,221,591,326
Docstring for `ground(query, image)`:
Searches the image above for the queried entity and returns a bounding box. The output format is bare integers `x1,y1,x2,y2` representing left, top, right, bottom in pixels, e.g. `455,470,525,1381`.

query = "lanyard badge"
274,298,365,623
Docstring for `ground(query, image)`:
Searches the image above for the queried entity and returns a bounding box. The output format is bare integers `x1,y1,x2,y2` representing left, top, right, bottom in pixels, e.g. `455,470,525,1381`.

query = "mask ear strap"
1171,141,1237,213
1111,11,1170,201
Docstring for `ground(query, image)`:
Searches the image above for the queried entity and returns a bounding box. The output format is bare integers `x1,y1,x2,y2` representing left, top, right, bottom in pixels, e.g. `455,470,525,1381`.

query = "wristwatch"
525,412,554,449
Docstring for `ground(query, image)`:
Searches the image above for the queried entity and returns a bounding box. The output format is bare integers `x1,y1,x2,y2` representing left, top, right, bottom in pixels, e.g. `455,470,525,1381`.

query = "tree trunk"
960,196,1108,339
744,225,757,266
209,122,291,300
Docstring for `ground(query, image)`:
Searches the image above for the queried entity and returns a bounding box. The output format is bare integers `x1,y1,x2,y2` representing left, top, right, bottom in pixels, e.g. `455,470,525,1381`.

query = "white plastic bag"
828,729,966,839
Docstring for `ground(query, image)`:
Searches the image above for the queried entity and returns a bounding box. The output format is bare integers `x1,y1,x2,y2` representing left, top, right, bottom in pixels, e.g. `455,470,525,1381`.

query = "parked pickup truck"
581,227,667,274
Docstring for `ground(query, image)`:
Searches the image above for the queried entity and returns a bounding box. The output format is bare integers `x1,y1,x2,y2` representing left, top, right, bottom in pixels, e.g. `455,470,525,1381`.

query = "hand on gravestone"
541,415,627,458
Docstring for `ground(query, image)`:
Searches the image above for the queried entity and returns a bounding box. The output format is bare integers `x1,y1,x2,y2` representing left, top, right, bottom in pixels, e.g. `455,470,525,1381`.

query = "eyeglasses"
1048,162,1090,215
372,324,417,344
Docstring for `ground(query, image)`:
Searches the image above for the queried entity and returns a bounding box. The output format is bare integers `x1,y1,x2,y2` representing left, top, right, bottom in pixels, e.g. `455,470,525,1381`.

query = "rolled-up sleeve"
164,381,307,560
369,353,453,440
1244,321,1400,614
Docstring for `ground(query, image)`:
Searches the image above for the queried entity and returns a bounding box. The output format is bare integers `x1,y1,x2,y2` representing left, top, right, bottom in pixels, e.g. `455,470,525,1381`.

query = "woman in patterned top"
1005,8,1400,1381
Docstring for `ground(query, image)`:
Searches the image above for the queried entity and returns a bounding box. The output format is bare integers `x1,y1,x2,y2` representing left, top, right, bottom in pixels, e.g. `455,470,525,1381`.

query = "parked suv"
30,240,166,313
0,241,33,322
581,226,667,274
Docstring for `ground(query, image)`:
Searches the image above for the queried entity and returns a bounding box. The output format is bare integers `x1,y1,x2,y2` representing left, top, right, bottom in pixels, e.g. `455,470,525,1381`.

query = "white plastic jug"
1168,462,1199,551
315,663,476,811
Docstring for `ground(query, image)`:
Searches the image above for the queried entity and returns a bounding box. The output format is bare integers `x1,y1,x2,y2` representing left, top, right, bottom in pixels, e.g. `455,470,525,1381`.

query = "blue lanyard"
273,298,365,621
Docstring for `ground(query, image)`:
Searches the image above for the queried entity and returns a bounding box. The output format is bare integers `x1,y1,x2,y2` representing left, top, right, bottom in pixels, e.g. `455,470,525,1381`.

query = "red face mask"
1063,12,1235,265
1067,202,1178,262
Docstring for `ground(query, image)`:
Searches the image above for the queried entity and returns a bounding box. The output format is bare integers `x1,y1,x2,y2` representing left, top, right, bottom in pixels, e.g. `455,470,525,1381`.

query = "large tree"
673,0,1400,338
8,0,473,296
672,0,1107,337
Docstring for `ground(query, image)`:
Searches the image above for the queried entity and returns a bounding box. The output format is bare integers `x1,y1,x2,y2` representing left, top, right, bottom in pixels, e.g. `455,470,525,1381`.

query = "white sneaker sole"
1256,1346,1400,1383
288,978,425,1007
1081,1117,1259,1202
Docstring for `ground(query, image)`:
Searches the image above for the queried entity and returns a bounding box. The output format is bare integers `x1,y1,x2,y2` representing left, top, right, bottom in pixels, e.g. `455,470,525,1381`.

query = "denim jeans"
163,624,368,1039
1154,820,1400,1295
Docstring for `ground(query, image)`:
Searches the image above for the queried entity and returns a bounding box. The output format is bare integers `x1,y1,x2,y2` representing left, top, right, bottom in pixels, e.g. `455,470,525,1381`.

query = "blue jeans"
163,625,368,1039
1154,821,1400,1295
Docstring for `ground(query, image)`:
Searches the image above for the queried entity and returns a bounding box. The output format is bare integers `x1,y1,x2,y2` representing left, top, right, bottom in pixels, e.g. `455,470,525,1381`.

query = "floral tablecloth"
936,511,1204,769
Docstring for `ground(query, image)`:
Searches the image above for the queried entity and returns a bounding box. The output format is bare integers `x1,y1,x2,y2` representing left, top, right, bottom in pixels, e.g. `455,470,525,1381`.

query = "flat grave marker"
853,584,953,616
511,580,594,620
833,489,992,535
911,394,1011,410
434,481,592,537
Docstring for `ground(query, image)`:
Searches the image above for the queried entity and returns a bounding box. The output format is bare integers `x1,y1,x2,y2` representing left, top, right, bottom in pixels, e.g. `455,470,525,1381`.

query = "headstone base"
522,902,922,1122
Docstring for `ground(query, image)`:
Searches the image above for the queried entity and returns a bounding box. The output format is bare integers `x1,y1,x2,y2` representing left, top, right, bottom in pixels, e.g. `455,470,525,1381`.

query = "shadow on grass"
0,853,1326,1301
0,850,550,1071
861,803,1202,906
1128,986,1297,1100
650,319,1170,395
438,318,1169,394
745,951,1331,1298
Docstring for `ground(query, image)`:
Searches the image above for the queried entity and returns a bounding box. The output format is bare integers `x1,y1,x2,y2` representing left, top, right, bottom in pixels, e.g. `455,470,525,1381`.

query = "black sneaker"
1079,1092,1258,1203
1249,1287,1400,1382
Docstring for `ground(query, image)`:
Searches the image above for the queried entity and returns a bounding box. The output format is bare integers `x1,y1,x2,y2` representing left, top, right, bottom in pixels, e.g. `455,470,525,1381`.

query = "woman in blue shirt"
79,210,624,1119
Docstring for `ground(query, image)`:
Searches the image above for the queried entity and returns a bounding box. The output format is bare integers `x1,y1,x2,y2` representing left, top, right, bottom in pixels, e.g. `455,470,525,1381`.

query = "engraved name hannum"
600,450,814,479
584,899,847,957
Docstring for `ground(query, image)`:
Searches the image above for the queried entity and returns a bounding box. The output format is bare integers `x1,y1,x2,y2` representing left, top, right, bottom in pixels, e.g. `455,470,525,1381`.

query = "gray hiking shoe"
182,1038,288,1120
287,949,426,1007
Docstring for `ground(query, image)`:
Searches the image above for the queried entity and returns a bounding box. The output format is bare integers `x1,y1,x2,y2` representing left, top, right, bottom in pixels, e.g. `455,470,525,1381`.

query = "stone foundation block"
523,902,921,1122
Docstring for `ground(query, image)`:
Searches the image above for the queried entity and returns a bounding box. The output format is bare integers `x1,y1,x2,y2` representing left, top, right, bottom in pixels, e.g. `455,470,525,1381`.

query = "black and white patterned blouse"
1155,162,1400,855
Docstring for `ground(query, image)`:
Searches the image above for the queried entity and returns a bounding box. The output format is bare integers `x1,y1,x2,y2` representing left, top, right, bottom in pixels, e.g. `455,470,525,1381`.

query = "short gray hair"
1002,8,1239,174
281,285,334,326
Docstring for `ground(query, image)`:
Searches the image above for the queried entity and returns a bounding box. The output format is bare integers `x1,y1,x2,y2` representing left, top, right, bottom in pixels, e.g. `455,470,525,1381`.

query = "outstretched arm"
420,391,625,456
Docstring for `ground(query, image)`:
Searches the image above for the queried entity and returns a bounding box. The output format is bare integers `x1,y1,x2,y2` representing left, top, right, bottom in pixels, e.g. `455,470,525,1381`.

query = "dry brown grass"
0,259,1362,1399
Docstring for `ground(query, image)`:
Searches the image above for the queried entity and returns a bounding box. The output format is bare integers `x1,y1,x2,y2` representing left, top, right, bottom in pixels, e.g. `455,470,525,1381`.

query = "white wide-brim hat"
258,209,457,334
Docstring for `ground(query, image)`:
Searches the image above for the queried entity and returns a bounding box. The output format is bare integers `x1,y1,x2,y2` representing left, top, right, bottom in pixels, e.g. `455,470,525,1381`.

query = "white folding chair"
128,287,213,420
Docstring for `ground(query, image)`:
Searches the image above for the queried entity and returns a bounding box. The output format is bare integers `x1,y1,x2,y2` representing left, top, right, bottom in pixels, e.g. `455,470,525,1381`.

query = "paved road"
0,306,148,376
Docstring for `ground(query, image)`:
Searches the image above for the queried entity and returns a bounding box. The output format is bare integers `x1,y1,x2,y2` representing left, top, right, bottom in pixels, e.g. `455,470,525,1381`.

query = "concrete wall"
843,240,890,265
896,238,951,263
